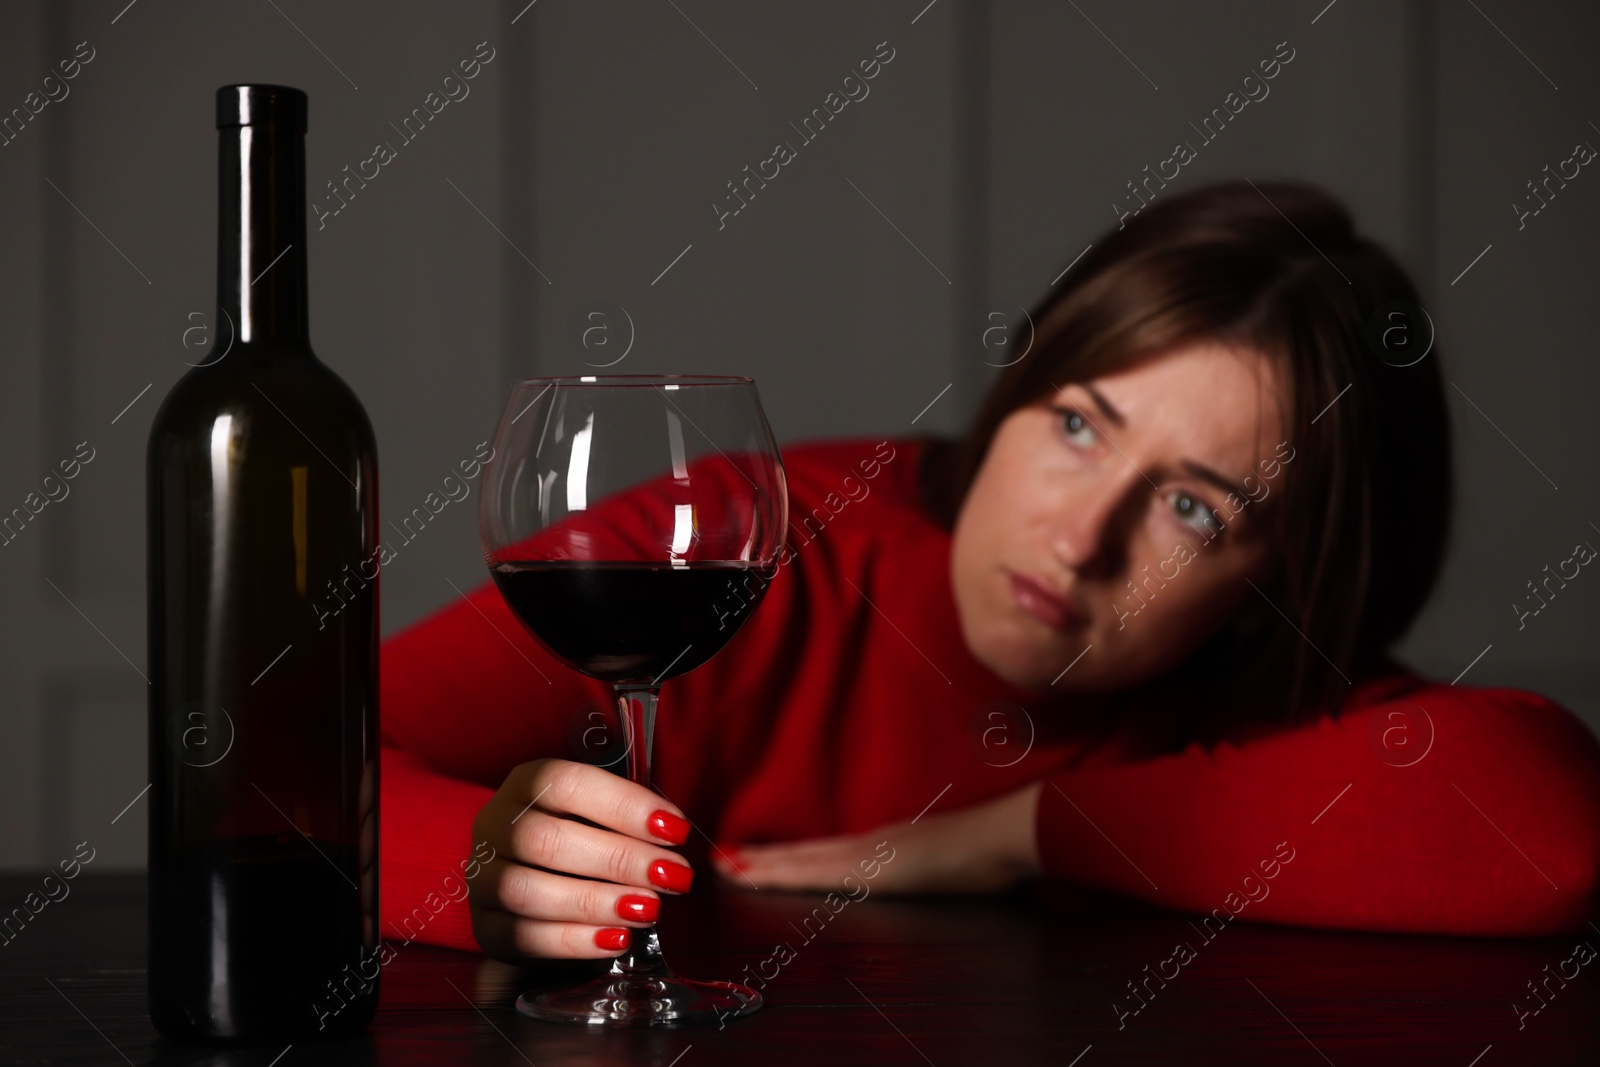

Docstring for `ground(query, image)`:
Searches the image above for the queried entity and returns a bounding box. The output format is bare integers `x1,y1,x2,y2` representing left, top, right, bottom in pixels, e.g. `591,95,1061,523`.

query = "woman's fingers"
507,810,695,894
474,759,690,860
469,758,699,961
476,858,662,926
712,836,867,890
472,906,635,961
522,759,691,845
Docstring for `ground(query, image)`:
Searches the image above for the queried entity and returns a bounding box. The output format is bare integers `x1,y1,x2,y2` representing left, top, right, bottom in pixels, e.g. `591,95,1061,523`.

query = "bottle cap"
215,84,307,132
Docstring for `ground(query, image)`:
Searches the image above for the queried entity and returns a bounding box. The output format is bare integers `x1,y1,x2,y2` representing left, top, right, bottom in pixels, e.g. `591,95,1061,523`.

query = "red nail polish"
616,894,659,922
718,849,747,873
647,809,690,845
595,927,630,951
648,859,694,893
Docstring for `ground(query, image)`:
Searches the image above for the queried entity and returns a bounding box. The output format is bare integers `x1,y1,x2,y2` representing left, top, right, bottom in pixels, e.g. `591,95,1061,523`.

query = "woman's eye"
1057,408,1097,447
1168,489,1222,538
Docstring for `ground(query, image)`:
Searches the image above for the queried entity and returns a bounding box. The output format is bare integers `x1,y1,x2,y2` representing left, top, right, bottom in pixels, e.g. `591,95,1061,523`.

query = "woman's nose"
1047,470,1140,571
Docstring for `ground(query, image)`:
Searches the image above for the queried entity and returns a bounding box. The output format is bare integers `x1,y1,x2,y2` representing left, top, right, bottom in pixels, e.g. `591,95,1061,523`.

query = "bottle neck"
217,124,309,346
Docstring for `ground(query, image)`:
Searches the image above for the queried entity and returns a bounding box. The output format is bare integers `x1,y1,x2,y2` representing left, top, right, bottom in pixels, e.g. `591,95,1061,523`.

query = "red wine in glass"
489,561,771,684
478,375,787,1027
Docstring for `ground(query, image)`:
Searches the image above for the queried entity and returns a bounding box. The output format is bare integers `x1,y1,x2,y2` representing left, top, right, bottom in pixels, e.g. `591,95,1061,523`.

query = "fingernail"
648,859,694,893
616,894,659,923
595,927,630,952
647,809,690,845
717,848,747,873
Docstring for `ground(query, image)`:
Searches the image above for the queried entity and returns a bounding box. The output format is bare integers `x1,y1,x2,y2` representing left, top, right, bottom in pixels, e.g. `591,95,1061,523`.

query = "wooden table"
2,874,1596,1064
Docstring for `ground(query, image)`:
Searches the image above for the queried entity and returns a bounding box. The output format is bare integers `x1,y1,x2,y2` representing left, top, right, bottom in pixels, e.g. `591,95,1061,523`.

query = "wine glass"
478,374,788,1027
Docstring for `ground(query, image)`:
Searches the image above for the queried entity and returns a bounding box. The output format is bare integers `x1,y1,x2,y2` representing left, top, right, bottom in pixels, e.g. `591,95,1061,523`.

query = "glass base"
515,970,762,1028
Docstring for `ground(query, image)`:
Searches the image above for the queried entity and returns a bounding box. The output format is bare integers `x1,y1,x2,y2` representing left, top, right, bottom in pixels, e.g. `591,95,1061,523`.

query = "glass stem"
610,685,669,978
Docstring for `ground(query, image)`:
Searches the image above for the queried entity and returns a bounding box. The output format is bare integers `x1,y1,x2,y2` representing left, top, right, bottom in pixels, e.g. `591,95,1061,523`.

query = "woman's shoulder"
756,436,951,626
778,436,935,532
780,436,920,504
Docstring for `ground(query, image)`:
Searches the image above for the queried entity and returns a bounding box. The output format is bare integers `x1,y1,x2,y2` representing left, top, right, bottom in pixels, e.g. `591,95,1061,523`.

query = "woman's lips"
1008,571,1087,631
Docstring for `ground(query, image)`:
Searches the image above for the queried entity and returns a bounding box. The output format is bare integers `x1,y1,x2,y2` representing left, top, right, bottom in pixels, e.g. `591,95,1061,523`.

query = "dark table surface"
1,873,1596,1065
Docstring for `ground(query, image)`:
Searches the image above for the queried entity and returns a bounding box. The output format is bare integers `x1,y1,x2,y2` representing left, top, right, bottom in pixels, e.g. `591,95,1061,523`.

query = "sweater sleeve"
379,573,610,953
1034,683,1600,936
379,745,495,953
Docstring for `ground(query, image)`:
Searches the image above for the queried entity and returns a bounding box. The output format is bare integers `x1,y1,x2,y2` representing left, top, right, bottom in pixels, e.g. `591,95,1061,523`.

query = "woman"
380,181,1600,961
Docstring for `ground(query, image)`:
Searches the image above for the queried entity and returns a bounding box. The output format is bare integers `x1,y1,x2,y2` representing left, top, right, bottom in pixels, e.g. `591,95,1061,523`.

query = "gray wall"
2,0,1596,870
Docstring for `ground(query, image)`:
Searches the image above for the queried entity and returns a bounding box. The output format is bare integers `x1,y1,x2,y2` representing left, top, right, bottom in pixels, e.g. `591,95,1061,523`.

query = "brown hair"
919,180,1451,736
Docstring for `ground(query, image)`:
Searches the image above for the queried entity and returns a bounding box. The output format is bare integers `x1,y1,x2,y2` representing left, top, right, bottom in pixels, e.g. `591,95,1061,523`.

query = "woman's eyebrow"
1079,382,1125,427
1179,460,1248,499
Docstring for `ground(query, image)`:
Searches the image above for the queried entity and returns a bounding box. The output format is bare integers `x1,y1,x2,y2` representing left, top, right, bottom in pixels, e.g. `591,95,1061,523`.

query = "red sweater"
379,437,1600,951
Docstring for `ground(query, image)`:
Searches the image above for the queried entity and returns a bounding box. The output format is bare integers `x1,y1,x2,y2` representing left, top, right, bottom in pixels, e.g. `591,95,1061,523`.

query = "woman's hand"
470,758,694,962
711,781,1045,894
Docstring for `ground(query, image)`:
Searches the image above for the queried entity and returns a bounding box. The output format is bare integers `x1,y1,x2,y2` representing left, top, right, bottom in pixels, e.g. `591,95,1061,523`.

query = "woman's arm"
712,780,1043,895
380,745,497,952
719,684,1600,938
378,452,798,955
379,574,608,952
1033,684,1600,936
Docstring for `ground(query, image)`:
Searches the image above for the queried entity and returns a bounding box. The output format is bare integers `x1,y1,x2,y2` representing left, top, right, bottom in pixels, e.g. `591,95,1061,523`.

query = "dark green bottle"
146,85,379,1042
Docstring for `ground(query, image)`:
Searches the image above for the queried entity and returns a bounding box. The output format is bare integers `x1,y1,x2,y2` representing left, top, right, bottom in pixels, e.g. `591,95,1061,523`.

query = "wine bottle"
146,85,380,1042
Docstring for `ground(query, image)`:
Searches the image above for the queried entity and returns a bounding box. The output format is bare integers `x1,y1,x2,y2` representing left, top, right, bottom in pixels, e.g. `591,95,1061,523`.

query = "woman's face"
950,341,1289,694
